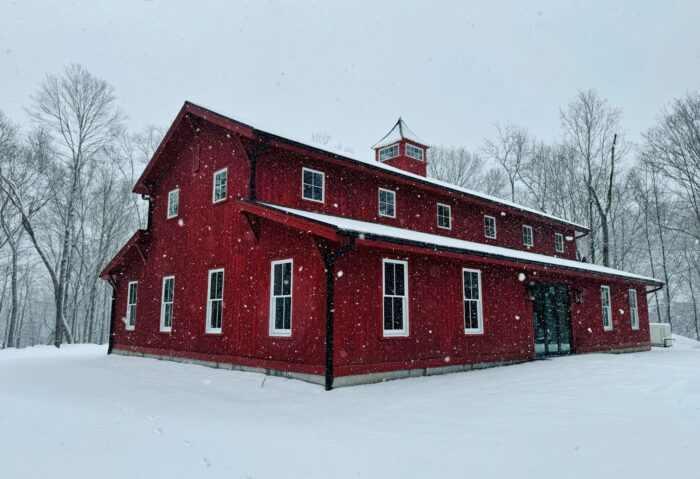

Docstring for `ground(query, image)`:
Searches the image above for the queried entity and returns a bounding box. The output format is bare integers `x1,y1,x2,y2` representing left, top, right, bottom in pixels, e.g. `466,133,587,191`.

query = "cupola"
372,118,429,177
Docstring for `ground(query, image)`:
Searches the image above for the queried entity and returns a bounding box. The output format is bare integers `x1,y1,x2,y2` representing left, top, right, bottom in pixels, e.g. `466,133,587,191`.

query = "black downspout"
107,277,117,354
248,138,270,201
322,237,356,391
141,194,154,231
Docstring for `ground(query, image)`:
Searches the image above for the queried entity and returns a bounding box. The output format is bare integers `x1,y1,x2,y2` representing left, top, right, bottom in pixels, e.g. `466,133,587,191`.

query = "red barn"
100,102,662,389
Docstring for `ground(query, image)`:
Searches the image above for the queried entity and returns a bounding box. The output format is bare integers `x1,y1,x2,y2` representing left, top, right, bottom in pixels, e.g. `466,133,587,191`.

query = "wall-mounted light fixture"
526,281,537,301
574,288,583,304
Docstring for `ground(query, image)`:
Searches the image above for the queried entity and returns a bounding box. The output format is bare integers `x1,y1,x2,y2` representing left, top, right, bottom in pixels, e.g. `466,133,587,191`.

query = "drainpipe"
107,276,117,355
141,194,153,231
322,237,356,391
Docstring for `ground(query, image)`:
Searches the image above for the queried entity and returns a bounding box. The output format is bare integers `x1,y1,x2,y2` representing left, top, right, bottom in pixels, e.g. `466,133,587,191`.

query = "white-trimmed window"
160,276,175,332
437,203,451,229
206,269,224,333
523,225,534,247
405,144,424,161
167,189,179,218
383,259,408,336
270,259,293,336
125,281,137,330
463,269,484,334
379,143,399,162
302,167,325,203
484,215,496,239
601,285,612,331
378,188,396,218
212,168,228,203
629,288,639,330
554,233,564,253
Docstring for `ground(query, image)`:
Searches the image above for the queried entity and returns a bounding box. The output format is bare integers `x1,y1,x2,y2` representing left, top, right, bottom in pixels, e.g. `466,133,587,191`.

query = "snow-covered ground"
1,339,699,479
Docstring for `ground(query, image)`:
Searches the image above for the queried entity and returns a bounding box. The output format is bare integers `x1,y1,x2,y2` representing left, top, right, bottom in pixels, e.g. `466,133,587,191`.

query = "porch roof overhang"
238,199,663,287
99,229,149,280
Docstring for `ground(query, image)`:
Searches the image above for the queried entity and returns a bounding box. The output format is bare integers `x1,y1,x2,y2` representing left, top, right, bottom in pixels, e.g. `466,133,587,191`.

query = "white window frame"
160,276,175,332
462,268,484,334
382,259,409,337
125,281,137,331
629,288,639,330
212,167,228,204
523,225,534,247
378,188,396,218
601,285,613,331
269,259,293,337
554,233,564,253
484,215,497,239
205,268,224,334
405,143,424,161
437,203,452,230
167,188,179,219
378,143,399,162
301,167,325,203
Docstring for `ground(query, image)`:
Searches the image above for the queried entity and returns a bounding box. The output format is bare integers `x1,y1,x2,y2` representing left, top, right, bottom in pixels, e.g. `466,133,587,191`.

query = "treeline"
1,65,699,349
0,64,159,348
428,89,700,340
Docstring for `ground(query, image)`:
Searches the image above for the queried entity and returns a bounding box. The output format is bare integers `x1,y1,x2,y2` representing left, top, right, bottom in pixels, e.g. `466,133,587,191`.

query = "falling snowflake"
515,315,520,320
444,356,451,363
518,273,526,282
500,211,506,216
178,218,184,227
337,271,344,277
587,328,592,333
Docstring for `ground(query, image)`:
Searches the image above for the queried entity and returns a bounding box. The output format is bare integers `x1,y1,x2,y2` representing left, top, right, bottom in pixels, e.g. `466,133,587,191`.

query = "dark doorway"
532,282,572,358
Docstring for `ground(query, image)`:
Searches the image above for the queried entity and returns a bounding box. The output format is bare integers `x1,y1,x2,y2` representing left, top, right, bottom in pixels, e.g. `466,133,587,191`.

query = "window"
378,188,396,218
302,168,325,203
212,168,228,203
601,285,612,331
383,259,408,336
523,225,533,247
167,189,179,218
125,281,137,330
405,144,424,161
554,233,564,253
463,269,484,334
484,215,496,239
270,260,293,336
629,289,639,330
160,276,175,332
437,203,451,229
206,269,224,333
378,144,399,161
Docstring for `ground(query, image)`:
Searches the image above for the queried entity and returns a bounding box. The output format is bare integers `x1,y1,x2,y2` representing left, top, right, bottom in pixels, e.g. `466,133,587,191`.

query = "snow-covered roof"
372,118,426,149
185,102,588,231
258,202,661,285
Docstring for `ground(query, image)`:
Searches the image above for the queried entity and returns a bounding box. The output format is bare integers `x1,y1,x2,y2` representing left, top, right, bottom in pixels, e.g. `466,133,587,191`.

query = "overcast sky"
2,0,699,159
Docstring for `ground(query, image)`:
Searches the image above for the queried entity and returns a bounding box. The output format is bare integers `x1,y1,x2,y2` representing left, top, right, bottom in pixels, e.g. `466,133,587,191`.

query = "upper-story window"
212,168,228,203
167,188,179,219
523,225,534,247
379,144,399,162
405,144,424,161
629,288,639,330
125,281,137,331
437,203,451,229
601,285,612,331
554,233,564,253
378,188,396,218
302,167,325,203
160,276,175,332
484,215,496,239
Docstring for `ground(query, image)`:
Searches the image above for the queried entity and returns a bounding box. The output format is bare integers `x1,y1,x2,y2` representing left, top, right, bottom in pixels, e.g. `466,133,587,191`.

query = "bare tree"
17,64,122,347
483,123,530,202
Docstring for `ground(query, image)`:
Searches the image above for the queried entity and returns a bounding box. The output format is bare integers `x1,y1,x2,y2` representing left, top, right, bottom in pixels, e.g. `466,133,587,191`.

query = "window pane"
385,263,395,295
273,265,283,296
384,297,393,330
283,297,292,329
275,297,284,330
393,297,404,330
282,263,292,295
394,263,405,295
